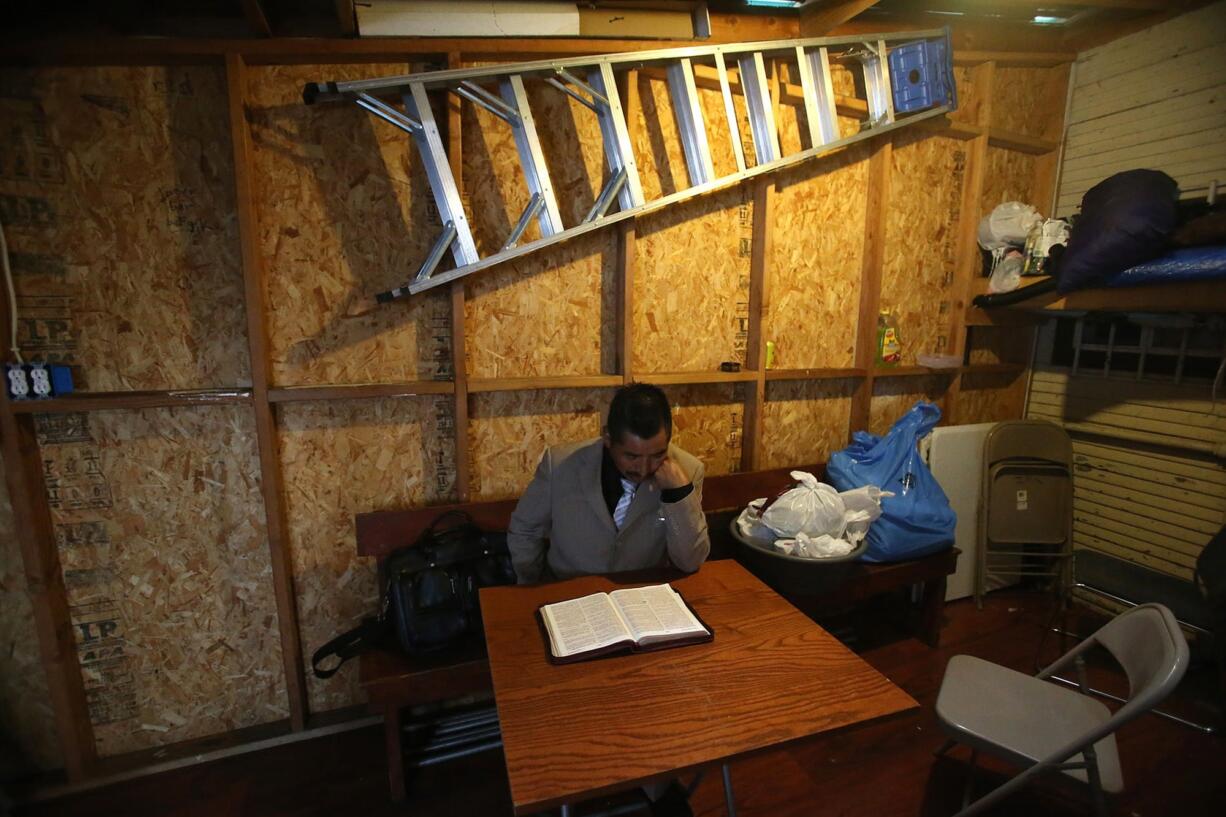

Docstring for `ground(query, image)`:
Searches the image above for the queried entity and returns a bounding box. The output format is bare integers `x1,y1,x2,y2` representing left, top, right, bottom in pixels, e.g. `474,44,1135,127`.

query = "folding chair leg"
1083,743,1108,817
953,761,1055,817
961,749,977,810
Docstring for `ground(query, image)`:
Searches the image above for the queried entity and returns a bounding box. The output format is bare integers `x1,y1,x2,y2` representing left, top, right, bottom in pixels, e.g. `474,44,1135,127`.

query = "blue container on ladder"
889,37,955,113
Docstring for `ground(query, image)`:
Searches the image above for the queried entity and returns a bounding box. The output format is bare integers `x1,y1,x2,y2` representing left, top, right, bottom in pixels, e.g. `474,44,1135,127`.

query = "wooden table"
480,560,918,814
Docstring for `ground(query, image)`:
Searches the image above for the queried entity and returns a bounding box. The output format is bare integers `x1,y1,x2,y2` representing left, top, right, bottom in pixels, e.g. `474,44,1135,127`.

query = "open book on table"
538,583,713,663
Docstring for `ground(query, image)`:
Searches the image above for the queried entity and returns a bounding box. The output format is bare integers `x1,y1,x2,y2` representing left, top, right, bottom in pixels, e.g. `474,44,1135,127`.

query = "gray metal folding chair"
934,603,1190,817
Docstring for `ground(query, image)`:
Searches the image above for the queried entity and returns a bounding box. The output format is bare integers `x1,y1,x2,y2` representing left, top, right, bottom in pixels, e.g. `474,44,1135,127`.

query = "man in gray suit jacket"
507,382,711,585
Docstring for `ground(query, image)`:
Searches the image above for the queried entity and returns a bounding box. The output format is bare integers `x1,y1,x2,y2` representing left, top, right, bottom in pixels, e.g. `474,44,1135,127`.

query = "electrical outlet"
29,363,52,398
5,363,30,400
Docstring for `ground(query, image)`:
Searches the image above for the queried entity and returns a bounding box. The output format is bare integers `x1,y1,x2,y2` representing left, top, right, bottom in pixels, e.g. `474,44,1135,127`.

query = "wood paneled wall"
0,39,1068,779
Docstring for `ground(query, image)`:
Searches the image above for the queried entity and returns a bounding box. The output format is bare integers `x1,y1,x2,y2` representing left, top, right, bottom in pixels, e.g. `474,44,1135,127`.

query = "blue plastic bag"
827,401,956,563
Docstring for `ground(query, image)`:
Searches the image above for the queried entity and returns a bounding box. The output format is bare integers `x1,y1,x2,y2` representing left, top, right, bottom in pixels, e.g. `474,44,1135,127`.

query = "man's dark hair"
606,382,672,443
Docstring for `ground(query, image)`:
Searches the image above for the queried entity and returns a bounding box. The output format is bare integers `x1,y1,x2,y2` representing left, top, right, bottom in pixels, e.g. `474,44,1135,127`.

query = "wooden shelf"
922,120,1058,154
267,381,454,403
468,375,624,393
871,363,1026,378
968,278,1226,317
873,366,960,377
953,51,1076,68
765,367,868,381
964,362,1026,376
7,388,252,414
931,120,981,141
639,370,759,386
987,127,1059,155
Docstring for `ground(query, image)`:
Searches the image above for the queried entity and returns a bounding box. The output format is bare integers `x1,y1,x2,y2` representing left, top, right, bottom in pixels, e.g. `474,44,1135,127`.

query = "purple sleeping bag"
1058,169,1179,294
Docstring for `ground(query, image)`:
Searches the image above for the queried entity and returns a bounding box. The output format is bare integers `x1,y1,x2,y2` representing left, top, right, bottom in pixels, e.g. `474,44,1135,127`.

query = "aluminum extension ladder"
303,28,955,303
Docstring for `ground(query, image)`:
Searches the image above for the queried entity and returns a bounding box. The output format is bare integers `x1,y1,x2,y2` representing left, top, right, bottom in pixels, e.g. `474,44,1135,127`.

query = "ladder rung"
713,52,746,173
544,77,599,112
355,93,421,133
555,67,607,106
500,75,564,238
415,221,458,283
585,169,627,223
796,46,840,148
590,63,644,211
737,52,778,165
666,58,715,187
503,194,544,251
404,85,480,268
859,40,896,128
453,81,520,124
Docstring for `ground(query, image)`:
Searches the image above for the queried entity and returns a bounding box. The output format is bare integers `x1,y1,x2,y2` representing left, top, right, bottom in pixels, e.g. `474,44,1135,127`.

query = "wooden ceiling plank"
241,0,272,37
334,0,356,36
801,1,884,36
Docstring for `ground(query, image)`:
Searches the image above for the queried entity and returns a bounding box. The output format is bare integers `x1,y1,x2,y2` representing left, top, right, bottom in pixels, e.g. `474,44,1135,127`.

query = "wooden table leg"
384,704,407,802
919,577,948,648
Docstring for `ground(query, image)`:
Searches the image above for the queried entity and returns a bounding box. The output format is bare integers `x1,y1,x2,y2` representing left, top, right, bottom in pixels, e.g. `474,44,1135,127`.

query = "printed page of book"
608,584,709,646
541,592,634,658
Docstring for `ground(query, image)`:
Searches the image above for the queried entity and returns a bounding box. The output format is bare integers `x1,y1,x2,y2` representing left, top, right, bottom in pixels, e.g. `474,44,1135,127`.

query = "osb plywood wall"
761,379,857,468
767,145,870,370
0,67,248,390
35,406,283,756
469,389,610,499
2,53,1067,768
954,371,1029,423
467,385,744,499
0,455,63,771
869,375,952,436
635,188,752,373
278,397,455,711
247,63,453,386
664,384,745,476
881,131,967,366
463,67,616,380
982,148,1037,217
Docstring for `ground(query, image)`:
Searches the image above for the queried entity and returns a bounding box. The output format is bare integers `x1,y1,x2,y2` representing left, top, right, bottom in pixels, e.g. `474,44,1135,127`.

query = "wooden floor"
14,589,1226,817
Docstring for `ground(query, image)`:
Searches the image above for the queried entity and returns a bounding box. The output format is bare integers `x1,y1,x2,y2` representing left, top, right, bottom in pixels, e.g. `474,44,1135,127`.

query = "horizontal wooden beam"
801,1,884,37
987,127,1059,155
266,381,454,403
1,32,1079,68
963,363,1027,376
764,367,868,381
639,370,760,386
467,375,624,393
334,0,356,37
964,306,1048,327
973,280,1226,315
8,388,253,413
953,51,1075,67
924,118,1058,153
922,118,980,141
872,366,960,378
241,0,272,38
957,0,1166,9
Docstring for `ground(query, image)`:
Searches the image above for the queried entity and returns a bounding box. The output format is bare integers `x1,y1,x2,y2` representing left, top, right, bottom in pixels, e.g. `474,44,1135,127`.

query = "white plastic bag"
988,251,1024,293
773,532,855,558
735,498,775,542
760,471,846,539
978,202,1041,250
736,477,893,560
839,485,892,544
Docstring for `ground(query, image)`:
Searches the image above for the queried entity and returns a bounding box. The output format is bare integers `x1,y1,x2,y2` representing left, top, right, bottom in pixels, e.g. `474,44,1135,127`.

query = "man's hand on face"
651,457,689,490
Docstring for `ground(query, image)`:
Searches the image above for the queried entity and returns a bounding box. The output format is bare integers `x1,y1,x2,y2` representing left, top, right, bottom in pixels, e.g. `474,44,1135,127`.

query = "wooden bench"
354,464,957,801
